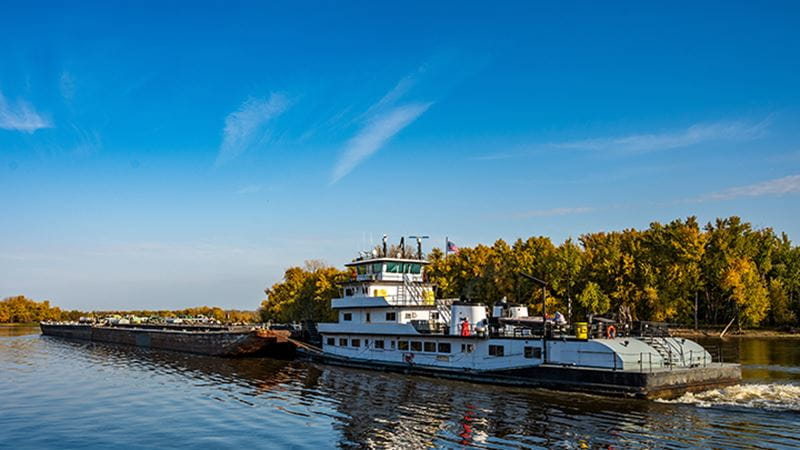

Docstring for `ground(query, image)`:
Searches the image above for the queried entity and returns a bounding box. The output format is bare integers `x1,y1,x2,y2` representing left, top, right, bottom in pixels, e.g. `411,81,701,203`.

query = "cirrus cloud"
216,93,290,166
0,91,51,133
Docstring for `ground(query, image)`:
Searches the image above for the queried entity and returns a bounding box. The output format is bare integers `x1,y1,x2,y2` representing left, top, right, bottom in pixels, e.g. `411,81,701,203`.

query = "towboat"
314,237,741,399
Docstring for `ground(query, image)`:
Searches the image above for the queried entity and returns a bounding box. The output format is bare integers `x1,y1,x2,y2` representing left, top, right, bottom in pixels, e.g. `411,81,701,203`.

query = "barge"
40,322,295,357
311,236,742,399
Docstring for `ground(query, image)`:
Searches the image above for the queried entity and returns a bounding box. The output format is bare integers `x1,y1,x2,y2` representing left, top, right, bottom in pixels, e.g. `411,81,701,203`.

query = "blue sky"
2,2,799,310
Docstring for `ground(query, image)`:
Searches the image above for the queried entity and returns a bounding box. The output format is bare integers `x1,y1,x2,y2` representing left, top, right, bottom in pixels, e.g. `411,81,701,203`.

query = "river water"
1,327,799,449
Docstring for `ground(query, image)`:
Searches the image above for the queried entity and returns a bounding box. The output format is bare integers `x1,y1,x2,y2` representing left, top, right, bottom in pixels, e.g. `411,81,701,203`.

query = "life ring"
404,353,414,364
606,325,617,339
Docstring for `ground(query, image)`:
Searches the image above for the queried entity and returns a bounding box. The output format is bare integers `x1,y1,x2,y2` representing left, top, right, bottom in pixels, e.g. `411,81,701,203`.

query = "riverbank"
670,327,800,338
0,323,39,327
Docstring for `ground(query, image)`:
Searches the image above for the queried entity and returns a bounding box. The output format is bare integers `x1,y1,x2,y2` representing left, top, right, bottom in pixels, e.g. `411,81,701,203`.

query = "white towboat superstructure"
315,238,741,399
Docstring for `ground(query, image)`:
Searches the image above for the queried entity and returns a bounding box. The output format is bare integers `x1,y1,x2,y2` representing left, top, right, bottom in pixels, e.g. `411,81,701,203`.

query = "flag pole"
445,236,448,258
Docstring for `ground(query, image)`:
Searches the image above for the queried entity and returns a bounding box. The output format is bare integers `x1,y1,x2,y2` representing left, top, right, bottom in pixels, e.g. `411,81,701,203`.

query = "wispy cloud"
699,174,800,201
473,118,771,160
235,184,262,195
216,93,289,166
508,207,594,219
0,91,51,133
59,71,76,101
556,119,769,154
331,102,432,183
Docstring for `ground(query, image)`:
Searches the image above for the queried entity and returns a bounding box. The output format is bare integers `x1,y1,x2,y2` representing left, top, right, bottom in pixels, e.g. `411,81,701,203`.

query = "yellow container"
575,322,589,340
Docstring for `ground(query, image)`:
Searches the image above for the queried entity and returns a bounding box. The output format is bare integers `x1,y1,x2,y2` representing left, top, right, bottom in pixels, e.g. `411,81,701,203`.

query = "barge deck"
40,322,295,358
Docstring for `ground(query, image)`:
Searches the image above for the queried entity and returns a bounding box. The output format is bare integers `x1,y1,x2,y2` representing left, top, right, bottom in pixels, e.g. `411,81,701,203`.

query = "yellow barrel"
575,322,589,340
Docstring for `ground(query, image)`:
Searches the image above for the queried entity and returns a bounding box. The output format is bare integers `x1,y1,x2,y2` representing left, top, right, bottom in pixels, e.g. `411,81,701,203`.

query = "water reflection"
1,332,799,448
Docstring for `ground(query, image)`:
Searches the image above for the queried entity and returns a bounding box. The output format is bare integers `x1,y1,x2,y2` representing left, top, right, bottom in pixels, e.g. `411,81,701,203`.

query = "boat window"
344,288,354,296
386,262,400,273
398,341,409,351
372,263,383,273
343,313,352,321
410,341,422,352
356,265,367,275
461,344,474,353
423,342,436,352
431,312,439,320
352,339,360,347
374,340,384,349
489,345,505,356
386,312,396,321
339,338,348,346
523,347,542,359
410,263,422,274
366,313,371,323
438,343,451,353
390,340,396,349
404,313,412,319
327,338,335,346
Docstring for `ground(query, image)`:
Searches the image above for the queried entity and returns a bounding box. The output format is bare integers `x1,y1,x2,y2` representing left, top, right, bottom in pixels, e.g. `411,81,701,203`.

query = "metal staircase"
436,299,453,328
641,336,684,367
399,274,424,305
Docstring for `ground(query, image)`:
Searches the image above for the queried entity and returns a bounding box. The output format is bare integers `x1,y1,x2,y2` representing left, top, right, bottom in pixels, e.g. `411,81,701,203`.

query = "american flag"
447,240,459,253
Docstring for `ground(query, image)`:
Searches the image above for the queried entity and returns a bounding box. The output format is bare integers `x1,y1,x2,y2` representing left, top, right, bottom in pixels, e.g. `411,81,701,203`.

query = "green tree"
577,282,610,315
768,279,795,326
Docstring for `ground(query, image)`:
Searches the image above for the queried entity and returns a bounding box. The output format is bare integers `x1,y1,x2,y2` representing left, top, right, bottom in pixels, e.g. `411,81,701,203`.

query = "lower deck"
319,331,714,373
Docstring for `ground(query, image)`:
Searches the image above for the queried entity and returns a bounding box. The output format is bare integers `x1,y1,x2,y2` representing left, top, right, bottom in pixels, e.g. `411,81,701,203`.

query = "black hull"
306,352,741,399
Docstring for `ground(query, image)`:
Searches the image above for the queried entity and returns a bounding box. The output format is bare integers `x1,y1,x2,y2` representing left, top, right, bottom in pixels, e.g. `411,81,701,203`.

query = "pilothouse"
315,235,741,399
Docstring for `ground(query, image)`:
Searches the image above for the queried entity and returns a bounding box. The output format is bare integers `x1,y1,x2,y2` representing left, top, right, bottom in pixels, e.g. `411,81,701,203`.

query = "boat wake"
659,383,800,411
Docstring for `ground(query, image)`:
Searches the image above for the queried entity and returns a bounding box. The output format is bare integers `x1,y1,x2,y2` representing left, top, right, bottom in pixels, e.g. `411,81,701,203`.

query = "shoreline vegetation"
0,295,257,324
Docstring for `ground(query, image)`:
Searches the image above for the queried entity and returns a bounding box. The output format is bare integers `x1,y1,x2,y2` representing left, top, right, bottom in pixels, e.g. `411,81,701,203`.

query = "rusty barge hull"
40,323,295,358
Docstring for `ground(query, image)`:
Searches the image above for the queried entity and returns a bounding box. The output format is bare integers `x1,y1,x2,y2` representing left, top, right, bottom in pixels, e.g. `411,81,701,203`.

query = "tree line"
259,216,800,329
0,296,258,324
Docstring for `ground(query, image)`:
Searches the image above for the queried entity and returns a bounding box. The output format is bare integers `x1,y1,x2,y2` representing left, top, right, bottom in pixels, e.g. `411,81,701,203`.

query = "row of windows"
343,312,397,322
398,341,452,354
327,337,452,354
353,263,423,275
325,337,543,359
385,263,422,274
328,337,396,350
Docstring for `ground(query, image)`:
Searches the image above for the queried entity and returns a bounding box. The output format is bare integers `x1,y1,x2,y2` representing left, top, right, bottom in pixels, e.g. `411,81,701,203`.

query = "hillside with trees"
260,216,800,330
